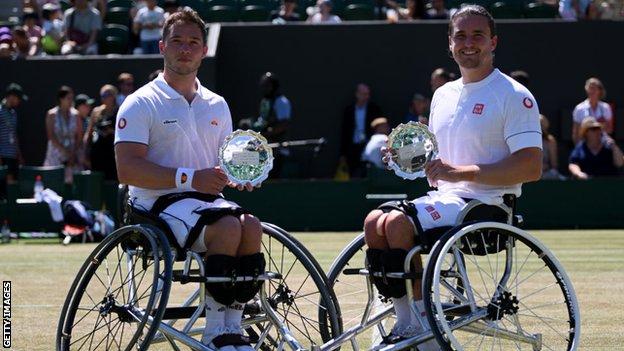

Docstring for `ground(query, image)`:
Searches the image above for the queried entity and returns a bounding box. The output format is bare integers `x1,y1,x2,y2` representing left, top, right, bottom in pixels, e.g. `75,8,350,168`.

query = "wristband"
175,168,195,190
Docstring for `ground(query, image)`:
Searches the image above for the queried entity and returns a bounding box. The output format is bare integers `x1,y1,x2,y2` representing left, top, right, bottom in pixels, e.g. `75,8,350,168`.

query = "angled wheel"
244,223,342,350
57,225,173,351
321,233,397,349
423,222,580,351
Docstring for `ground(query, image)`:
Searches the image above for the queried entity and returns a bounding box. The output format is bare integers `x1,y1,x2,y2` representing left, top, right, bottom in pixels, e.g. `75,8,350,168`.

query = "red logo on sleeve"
210,119,219,126
523,97,534,109
118,118,127,129
472,103,484,115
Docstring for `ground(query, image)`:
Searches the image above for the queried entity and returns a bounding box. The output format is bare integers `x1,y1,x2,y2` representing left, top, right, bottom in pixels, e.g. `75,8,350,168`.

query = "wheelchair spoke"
115,245,127,304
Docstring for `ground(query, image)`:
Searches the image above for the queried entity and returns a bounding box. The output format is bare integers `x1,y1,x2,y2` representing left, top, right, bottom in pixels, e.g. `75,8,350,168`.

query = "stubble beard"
165,58,201,76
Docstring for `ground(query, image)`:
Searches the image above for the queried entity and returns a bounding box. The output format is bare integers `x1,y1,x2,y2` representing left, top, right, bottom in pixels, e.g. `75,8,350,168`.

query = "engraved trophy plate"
386,121,438,180
219,130,274,186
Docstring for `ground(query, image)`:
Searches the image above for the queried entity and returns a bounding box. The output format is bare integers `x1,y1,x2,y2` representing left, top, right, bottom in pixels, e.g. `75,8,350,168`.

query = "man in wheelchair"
363,5,543,349
114,9,263,351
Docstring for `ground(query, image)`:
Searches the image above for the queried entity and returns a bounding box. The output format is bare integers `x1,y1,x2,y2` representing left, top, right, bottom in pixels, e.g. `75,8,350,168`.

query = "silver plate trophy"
386,121,438,180
219,129,274,186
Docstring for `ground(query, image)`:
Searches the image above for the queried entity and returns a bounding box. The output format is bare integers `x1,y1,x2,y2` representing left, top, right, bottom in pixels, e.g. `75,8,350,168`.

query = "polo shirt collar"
460,68,500,90
154,73,210,100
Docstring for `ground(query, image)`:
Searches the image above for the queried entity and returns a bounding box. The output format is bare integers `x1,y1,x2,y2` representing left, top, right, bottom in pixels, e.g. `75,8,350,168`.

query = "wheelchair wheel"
423,222,580,351
57,225,173,351
321,233,397,348
246,223,342,350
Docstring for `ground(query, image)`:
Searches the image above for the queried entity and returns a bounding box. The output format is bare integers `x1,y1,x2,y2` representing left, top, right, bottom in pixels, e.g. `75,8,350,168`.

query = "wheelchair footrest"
342,268,422,279
172,270,282,284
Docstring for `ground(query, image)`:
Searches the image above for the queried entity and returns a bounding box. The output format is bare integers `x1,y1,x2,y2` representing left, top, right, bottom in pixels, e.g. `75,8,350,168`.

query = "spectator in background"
362,117,391,169
430,67,455,93
340,83,382,177
569,117,623,179
307,0,341,23
116,72,135,105
62,0,102,55
510,69,530,88
0,83,27,182
75,93,95,168
386,0,426,21
22,8,43,54
404,93,429,124
540,114,564,180
11,27,32,58
133,0,165,54
271,0,302,24
44,86,83,183
163,0,182,19
572,77,613,144
41,3,65,55
87,84,119,180
425,0,449,19
148,68,163,81
559,0,598,20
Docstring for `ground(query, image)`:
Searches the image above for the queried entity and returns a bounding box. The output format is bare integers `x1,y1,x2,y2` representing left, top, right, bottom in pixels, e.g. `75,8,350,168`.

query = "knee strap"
366,248,394,298
205,254,237,305
382,249,409,299
235,253,266,303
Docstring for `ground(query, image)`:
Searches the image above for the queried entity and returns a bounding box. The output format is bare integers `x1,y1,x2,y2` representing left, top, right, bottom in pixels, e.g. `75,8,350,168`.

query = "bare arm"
425,147,543,186
568,163,588,180
608,138,624,168
115,142,229,195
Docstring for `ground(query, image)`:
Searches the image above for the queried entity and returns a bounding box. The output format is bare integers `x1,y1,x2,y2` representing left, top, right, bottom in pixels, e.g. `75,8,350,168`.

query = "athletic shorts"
157,197,243,252
409,191,468,231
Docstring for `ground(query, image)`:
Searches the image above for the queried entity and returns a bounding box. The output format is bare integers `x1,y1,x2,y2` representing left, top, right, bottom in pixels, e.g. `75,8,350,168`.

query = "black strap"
212,333,251,347
377,200,424,236
185,207,245,250
150,191,222,216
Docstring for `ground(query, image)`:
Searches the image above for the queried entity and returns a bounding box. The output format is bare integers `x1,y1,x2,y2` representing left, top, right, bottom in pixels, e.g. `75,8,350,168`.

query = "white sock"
204,295,226,333
224,302,245,330
392,295,413,329
414,300,440,351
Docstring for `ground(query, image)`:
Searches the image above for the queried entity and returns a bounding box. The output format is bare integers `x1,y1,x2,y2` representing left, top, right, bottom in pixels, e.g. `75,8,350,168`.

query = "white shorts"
156,197,242,252
410,191,468,231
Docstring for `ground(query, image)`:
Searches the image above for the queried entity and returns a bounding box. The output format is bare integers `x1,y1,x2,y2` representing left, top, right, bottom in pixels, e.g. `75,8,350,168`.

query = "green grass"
0,230,622,350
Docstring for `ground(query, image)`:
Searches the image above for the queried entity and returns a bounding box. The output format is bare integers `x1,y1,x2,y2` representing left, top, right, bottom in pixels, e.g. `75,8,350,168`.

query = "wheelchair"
320,196,581,351
56,187,342,351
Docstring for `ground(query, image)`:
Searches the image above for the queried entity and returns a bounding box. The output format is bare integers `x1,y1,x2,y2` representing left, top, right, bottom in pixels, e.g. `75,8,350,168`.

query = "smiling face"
449,13,497,72
160,22,207,77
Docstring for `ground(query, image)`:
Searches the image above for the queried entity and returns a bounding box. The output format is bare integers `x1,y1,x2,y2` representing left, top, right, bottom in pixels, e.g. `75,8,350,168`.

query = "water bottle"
1,220,10,244
34,175,44,201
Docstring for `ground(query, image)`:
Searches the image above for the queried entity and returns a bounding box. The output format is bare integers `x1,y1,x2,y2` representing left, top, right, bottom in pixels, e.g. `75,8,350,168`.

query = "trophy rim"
218,129,274,186
386,121,438,180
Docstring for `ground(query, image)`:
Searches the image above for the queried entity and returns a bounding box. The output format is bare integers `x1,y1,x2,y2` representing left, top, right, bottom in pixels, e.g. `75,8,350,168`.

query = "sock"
224,302,245,330
392,295,412,330
204,294,226,333
413,300,429,330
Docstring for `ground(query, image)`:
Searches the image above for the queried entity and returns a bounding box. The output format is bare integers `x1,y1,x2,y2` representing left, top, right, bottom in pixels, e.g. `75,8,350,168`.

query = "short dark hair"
162,9,207,44
57,85,74,101
448,4,496,38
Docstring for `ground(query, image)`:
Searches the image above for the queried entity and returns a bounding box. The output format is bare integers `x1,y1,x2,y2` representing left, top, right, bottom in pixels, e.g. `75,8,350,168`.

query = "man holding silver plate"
362,5,543,349
114,9,270,350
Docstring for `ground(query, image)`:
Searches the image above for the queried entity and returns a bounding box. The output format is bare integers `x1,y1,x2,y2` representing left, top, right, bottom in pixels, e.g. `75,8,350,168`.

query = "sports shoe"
379,324,440,351
224,325,255,351
201,326,239,351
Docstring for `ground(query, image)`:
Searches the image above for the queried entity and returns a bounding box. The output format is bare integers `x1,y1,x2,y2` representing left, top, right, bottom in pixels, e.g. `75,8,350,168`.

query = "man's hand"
192,167,229,195
380,146,395,169
425,159,478,184
228,181,257,192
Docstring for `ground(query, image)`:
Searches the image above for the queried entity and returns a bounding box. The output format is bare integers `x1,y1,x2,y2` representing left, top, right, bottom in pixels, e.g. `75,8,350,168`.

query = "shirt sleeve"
91,10,102,31
568,144,583,164
115,95,151,145
572,105,583,124
504,90,542,153
218,99,233,146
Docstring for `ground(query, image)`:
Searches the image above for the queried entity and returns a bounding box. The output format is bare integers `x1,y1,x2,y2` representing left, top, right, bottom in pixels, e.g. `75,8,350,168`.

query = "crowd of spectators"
0,0,622,59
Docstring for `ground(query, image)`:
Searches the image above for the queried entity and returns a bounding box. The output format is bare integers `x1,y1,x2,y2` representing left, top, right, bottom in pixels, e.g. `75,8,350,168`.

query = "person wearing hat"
568,116,623,179
41,3,64,55
404,93,429,124
362,117,391,169
0,83,27,182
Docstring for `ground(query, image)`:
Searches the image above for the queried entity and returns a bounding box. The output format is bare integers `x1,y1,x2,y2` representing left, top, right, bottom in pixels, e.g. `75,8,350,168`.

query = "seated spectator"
510,69,530,88
404,93,429,124
116,72,135,105
362,117,391,169
22,8,43,55
133,0,165,54
41,3,65,55
425,0,449,19
568,117,623,179
0,28,15,59
61,0,102,55
271,0,302,24
12,27,36,58
572,77,613,144
307,0,341,24
86,84,119,181
540,114,564,180
430,67,455,93
386,0,426,21
559,0,598,20
44,86,83,183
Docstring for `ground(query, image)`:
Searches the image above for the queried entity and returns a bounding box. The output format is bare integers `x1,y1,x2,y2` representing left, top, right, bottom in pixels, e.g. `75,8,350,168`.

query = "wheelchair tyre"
57,225,173,351
321,233,397,348
423,222,580,351
248,223,342,350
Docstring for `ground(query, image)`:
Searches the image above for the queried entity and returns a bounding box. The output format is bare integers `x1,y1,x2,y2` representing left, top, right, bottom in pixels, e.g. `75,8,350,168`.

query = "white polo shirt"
428,69,542,204
115,73,233,208
572,99,612,125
